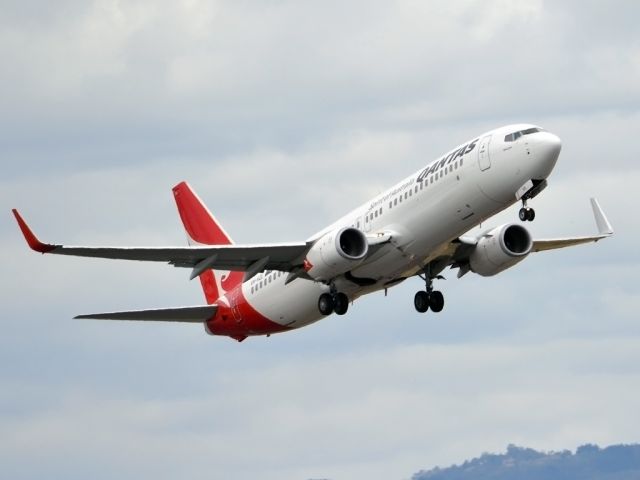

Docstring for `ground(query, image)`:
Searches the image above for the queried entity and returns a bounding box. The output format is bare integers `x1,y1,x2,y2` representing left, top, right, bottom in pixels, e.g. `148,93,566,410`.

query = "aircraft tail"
172,181,243,303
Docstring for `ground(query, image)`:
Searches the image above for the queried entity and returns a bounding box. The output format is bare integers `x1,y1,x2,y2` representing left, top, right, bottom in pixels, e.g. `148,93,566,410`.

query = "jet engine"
305,227,368,282
469,224,532,277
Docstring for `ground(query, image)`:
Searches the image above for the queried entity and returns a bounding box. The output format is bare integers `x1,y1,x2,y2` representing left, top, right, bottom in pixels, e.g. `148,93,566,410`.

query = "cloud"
2,339,640,480
3,0,638,176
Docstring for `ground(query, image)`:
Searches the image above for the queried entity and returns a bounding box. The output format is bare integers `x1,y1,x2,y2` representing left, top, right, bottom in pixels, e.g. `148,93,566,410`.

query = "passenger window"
389,202,392,209
394,198,398,206
414,186,418,194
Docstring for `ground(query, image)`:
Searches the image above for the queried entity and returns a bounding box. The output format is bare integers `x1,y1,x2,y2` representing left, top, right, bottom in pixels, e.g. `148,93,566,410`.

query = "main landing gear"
318,290,349,316
414,268,445,314
519,199,535,222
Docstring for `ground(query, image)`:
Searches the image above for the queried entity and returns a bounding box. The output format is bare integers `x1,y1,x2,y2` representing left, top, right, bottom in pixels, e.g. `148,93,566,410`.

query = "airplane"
13,124,614,342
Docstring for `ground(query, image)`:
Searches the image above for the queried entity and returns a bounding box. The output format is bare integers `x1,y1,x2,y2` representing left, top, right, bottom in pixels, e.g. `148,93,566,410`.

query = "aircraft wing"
531,198,613,252
12,209,310,280
442,198,613,278
75,305,218,322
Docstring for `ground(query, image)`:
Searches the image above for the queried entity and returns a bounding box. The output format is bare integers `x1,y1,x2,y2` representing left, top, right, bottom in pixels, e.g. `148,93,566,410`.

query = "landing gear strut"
318,289,349,316
414,266,445,314
519,199,535,222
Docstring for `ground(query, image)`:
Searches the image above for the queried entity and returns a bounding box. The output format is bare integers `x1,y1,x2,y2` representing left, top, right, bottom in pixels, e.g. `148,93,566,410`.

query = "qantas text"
416,138,479,183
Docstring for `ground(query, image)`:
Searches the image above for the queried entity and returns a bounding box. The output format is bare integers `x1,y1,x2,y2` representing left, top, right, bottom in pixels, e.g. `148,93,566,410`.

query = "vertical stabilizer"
172,181,243,303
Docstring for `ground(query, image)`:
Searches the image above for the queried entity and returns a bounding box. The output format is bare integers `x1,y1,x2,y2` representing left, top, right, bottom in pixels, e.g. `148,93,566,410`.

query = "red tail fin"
172,181,243,303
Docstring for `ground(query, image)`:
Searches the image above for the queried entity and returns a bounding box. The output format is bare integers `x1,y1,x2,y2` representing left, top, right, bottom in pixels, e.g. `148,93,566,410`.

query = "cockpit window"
504,127,544,142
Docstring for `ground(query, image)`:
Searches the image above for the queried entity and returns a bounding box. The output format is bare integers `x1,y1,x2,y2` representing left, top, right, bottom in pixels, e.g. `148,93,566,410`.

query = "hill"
411,444,640,480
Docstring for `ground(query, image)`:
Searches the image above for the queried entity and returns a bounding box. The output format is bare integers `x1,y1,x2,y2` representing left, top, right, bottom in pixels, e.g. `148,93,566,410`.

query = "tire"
334,293,349,315
318,293,334,315
527,208,536,222
429,291,445,312
519,208,528,222
414,291,429,313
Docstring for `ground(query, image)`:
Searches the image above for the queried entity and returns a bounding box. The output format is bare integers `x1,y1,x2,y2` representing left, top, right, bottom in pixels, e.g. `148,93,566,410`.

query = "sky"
1,1,639,479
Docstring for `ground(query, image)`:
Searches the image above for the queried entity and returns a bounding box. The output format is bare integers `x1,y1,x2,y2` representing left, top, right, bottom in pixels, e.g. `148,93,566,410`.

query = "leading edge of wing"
75,305,218,322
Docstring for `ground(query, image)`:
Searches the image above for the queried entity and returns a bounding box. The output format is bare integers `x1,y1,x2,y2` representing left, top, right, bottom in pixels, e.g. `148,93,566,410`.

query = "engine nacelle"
305,227,368,282
469,223,532,277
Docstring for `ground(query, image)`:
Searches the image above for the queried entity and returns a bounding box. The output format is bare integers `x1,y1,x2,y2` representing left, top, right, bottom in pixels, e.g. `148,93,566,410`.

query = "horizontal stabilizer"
75,305,218,322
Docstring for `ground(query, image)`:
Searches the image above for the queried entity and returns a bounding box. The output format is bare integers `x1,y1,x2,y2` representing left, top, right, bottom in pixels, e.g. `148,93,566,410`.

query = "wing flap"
75,305,218,322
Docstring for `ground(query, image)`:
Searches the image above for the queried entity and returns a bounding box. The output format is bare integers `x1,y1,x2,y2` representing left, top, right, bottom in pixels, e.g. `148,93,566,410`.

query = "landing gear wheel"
429,291,445,312
519,207,528,222
318,293,334,315
526,208,535,221
414,291,430,313
416,264,447,315
519,198,535,222
334,292,349,315
519,207,535,222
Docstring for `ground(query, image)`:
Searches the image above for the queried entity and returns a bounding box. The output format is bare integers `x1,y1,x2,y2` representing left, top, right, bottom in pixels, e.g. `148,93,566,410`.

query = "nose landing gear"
414,267,445,314
519,199,535,222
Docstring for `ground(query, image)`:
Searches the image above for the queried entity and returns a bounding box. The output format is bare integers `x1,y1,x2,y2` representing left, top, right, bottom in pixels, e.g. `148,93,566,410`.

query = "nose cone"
534,132,562,177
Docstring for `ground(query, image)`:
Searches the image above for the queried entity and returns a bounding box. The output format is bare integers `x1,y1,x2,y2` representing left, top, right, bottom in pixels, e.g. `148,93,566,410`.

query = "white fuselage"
234,124,561,330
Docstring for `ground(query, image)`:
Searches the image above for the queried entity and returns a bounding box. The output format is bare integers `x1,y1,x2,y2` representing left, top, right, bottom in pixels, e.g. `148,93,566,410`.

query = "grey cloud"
2,340,640,480
2,0,639,177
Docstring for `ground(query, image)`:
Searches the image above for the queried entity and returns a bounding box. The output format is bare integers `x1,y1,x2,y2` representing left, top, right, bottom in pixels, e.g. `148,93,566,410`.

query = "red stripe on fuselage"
206,284,291,341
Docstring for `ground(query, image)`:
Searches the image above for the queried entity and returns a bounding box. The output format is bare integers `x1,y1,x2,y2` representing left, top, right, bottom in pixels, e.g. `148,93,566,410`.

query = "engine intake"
469,224,532,277
305,227,368,281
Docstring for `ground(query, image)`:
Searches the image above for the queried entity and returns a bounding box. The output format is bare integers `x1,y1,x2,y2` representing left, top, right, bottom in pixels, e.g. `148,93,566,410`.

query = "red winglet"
11,209,56,253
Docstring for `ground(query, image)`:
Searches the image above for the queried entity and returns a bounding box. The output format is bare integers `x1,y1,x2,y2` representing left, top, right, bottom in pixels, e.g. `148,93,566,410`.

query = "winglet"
11,209,57,253
590,198,614,236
